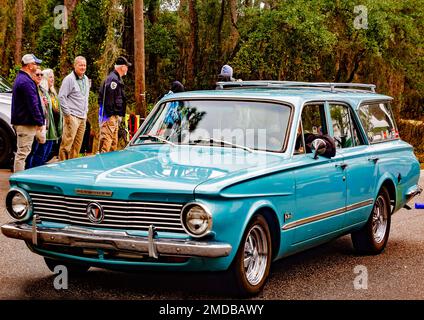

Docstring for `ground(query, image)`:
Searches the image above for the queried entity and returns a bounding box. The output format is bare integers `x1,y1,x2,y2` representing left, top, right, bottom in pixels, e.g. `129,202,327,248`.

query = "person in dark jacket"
11,54,45,172
98,56,131,153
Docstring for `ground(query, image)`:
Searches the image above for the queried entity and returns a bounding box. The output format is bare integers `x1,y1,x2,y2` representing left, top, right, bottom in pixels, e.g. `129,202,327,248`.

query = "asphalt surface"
1,168,423,300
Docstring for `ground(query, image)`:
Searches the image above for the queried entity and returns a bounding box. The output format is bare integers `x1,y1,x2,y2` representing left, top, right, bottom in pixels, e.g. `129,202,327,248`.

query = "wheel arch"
244,203,281,261
0,118,16,167
0,118,16,144
377,177,396,214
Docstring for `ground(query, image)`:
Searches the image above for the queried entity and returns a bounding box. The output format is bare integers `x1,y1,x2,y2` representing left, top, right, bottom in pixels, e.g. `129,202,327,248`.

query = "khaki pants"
13,125,37,172
99,115,121,153
59,115,86,161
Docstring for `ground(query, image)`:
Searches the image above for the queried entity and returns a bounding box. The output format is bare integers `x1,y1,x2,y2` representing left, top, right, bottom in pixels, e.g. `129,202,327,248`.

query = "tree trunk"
14,0,24,65
228,0,239,55
217,0,225,63
123,3,134,67
59,0,79,77
148,0,159,93
134,0,146,117
187,0,198,88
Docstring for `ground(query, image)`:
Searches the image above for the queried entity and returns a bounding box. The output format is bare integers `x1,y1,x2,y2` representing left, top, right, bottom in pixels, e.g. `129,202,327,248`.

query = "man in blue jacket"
11,54,45,172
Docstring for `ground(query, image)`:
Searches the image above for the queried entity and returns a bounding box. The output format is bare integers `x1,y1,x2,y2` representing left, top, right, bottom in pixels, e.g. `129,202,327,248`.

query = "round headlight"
6,188,32,221
181,203,212,238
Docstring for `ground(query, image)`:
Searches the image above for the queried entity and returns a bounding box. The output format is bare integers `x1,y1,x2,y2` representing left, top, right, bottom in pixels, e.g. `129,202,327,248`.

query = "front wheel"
227,215,272,296
351,186,391,255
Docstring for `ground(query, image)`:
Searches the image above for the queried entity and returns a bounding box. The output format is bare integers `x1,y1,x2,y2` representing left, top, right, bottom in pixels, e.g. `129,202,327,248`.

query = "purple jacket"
11,70,44,126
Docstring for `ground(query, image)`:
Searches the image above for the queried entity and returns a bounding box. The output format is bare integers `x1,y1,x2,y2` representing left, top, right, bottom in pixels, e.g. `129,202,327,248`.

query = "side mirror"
311,138,327,160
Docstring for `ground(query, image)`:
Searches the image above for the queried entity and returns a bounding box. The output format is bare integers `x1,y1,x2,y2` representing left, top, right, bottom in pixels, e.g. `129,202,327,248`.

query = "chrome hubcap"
372,195,388,244
243,225,268,286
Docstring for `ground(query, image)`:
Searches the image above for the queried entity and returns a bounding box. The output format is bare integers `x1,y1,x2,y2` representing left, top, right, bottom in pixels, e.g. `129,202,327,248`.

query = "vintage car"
1,81,421,296
0,75,15,168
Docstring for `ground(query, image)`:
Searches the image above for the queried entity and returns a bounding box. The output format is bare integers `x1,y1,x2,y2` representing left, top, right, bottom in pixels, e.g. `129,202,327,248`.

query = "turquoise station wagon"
2,81,421,296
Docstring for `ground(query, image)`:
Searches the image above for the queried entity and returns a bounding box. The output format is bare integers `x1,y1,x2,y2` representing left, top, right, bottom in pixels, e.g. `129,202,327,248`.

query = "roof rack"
215,81,376,93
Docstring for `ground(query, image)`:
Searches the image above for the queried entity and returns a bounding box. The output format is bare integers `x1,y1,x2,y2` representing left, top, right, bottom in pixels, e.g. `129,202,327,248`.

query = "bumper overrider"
1,217,232,259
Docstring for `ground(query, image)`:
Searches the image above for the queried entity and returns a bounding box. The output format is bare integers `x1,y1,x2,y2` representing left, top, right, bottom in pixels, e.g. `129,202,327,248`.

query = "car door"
328,102,378,227
290,103,347,244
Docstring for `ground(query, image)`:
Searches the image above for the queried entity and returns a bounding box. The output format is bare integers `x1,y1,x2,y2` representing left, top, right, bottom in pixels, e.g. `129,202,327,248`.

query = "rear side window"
358,102,399,143
329,104,364,148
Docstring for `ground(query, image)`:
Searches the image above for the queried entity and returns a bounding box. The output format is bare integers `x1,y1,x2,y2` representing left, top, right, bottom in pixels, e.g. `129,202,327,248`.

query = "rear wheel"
228,215,272,296
351,186,391,254
44,257,90,275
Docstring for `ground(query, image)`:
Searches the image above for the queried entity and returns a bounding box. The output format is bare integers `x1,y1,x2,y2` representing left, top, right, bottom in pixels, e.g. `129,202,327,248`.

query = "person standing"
29,69,63,167
11,54,45,172
58,56,90,160
98,56,131,153
26,67,48,168
42,69,63,161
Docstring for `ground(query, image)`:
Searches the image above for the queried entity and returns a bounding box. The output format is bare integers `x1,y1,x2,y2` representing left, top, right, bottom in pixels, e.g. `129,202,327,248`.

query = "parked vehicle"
0,75,15,168
1,81,421,296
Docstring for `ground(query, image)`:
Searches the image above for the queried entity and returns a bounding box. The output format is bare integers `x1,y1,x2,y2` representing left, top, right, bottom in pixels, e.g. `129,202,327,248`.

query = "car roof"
164,83,392,109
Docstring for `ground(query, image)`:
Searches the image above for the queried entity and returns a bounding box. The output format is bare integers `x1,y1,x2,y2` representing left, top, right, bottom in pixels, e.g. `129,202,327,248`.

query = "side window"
302,104,327,135
295,104,327,154
329,104,363,148
358,102,399,143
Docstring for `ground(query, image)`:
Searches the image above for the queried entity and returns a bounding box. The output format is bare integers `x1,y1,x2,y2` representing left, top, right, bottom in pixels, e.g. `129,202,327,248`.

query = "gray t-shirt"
58,71,90,118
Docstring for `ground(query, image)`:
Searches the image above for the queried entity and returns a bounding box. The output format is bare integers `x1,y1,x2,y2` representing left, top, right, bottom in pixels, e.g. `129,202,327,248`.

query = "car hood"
11,145,285,199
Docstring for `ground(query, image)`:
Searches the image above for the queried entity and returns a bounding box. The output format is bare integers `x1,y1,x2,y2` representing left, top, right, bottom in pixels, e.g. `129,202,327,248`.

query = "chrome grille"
29,192,186,233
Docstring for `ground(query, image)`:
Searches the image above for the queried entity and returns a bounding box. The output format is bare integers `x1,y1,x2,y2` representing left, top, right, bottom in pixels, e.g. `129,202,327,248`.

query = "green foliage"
1,0,423,152
231,2,337,80
7,66,21,84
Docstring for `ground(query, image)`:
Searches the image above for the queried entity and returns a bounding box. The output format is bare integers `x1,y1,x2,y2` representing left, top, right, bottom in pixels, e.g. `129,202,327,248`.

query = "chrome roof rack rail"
216,81,376,93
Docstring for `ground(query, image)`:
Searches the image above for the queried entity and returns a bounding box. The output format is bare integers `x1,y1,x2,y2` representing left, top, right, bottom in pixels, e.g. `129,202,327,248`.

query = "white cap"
21,54,42,65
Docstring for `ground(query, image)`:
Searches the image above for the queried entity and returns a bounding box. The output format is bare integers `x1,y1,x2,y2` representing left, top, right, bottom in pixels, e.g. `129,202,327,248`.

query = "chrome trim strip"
29,193,184,207
282,199,374,230
346,199,374,212
37,215,184,228
1,223,232,258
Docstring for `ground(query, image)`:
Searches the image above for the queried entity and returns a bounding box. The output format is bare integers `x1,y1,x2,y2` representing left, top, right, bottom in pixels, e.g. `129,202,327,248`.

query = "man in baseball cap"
21,53,43,65
98,56,131,153
115,56,132,67
11,53,45,171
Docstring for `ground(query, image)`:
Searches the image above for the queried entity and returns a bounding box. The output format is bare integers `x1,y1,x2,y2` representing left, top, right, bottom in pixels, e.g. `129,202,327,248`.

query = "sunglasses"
35,73,43,77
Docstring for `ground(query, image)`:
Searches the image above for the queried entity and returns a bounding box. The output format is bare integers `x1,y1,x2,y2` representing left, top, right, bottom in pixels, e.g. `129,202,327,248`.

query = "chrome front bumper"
406,184,423,202
1,220,232,259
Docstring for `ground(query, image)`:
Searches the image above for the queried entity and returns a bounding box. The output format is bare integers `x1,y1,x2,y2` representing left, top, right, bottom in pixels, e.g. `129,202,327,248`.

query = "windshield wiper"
191,138,254,153
136,134,176,146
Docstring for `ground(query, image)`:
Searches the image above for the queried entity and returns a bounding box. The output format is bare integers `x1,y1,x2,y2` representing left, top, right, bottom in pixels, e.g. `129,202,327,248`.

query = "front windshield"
133,99,291,152
0,76,12,93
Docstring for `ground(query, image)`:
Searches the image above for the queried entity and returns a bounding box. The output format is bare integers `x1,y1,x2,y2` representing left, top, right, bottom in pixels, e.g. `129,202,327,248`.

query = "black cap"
171,81,185,93
115,56,132,67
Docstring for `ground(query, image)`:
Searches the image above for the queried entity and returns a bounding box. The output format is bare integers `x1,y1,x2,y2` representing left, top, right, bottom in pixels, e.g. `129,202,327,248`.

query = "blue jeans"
28,140,54,168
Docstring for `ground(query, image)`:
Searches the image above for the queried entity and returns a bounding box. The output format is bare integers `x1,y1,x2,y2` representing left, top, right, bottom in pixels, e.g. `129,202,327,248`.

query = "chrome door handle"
335,163,348,170
368,157,379,163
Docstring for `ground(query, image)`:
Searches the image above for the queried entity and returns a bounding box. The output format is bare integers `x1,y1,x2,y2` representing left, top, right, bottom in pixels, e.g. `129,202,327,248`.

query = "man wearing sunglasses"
11,54,45,172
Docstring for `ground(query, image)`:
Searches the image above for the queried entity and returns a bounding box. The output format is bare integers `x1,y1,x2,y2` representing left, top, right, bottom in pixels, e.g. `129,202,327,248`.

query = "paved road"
1,168,423,300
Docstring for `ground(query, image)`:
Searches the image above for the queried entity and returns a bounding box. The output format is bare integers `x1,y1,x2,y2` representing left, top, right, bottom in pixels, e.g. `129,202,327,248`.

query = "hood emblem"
86,202,104,224
76,189,113,197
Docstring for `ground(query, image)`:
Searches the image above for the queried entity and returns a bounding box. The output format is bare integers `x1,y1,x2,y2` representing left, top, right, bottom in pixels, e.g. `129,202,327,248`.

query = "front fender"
193,171,296,270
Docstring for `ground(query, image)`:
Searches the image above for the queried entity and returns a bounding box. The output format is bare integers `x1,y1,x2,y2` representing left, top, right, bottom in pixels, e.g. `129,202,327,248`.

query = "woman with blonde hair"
30,69,63,166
